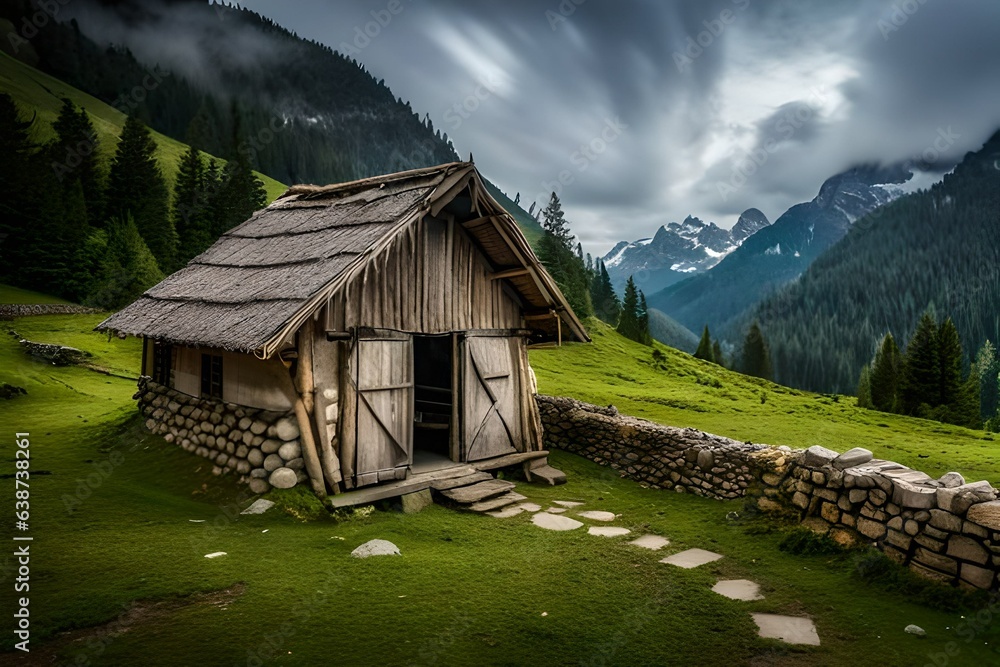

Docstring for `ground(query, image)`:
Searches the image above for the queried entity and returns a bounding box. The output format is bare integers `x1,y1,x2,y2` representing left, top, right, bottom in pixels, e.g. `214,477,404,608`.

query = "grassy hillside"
531,319,999,484
0,284,72,304
1,308,996,665
0,49,287,202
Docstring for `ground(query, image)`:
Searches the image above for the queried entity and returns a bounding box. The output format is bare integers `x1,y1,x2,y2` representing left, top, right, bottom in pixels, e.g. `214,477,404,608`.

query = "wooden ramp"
326,450,562,509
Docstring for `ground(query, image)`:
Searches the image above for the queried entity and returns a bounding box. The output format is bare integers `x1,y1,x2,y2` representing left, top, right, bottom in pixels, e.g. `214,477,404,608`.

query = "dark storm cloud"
71,0,1000,255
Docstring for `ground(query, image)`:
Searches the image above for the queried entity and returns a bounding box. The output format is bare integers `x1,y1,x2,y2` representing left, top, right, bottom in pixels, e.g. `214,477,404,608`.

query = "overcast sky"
235,1,999,255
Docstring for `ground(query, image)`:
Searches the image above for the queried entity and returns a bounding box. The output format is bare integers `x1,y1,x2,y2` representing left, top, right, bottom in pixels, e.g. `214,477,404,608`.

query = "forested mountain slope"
745,131,1000,393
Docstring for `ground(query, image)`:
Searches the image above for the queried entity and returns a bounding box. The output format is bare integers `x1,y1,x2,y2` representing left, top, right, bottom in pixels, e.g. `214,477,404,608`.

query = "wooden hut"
99,162,589,501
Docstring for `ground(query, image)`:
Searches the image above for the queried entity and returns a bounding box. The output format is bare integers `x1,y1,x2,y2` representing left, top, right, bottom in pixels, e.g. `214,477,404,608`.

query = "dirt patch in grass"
14,583,247,666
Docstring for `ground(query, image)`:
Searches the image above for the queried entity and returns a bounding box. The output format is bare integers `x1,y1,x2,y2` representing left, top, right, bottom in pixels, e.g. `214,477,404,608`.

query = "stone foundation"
536,394,1000,591
137,377,307,493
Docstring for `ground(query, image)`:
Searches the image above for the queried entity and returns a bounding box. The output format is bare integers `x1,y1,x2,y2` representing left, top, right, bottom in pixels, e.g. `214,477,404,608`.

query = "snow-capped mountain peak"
601,209,771,294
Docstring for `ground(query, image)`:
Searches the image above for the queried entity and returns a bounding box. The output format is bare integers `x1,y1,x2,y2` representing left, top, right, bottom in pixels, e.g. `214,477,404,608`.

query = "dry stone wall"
137,378,307,493
1,304,99,319
537,394,1000,591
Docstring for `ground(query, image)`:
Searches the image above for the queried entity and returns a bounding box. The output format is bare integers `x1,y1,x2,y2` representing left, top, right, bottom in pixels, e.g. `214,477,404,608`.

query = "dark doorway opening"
412,335,453,462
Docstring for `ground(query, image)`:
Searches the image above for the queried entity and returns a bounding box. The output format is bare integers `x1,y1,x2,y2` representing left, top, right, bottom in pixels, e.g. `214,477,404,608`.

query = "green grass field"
531,320,1000,485
0,49,287,203
1,303,998,665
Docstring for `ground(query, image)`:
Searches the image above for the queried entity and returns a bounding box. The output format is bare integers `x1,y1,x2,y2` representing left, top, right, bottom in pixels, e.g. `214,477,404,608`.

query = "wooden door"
461,334,521,461
349,331,413,487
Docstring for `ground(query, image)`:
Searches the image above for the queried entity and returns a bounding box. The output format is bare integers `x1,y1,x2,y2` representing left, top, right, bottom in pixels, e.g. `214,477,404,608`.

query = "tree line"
0,94,266,309
536,193,651,345
856,311,999,430
7,0,458,188
743,131,1000,395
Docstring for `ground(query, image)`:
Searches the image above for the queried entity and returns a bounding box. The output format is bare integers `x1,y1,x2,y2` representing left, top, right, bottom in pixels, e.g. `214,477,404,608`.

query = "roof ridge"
279,161,470,200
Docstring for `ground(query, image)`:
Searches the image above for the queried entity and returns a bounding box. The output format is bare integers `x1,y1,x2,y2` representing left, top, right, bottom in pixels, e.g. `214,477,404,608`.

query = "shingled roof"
98,162,588,356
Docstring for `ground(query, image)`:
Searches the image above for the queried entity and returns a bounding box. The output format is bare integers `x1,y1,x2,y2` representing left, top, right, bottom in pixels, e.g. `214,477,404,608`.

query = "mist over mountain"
1,0,460,186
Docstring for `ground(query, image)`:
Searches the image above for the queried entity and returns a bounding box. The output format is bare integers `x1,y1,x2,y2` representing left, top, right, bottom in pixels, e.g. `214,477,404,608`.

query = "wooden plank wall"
331,215,522,333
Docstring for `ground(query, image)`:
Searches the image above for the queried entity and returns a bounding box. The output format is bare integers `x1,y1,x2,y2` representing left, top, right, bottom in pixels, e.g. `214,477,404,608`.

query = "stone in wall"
535,393,1000,591
136,377,301,494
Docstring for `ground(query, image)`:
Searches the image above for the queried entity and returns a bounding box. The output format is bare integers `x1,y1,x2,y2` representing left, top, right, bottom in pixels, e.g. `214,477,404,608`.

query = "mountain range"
602,208,770,295
646,164,913,336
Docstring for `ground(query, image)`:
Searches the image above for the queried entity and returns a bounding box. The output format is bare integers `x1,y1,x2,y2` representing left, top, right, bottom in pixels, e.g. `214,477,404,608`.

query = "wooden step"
471,450,549,472
430,471,494,491
524,463,567,486
467,492,527,513
440,479,516,504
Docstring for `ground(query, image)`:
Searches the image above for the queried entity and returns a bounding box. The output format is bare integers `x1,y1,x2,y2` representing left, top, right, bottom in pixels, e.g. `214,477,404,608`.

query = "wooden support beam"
490,268,531,281
523,310,557,321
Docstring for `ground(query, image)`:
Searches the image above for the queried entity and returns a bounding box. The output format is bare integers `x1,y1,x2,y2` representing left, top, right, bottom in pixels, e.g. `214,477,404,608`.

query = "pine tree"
955,373,983,430
937,317,964,410
87,214,164,310
637,291,650,345
869,333,902,412
741,321,773,380
173,145,212,263
695,326,715,362
617,276,641,342
51,98,102,222
535,192,592,319
712,340,724,367
974,341,999,422
590,261,620,325
900,310,940,415
106,114,177,270
857,364,873,408
0,94,41,286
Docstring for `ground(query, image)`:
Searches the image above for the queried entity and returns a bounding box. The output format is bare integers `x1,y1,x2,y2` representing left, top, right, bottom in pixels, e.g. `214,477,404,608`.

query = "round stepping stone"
486,505,527,519
545,507,567,514
516,503,542,512
751,613,820,646
351,539,401,558
552,501,584,507
660,548,723,569
531,512,584,531
578,510,616,522
711,579,763,601
629,534,670,550
588,526,631,537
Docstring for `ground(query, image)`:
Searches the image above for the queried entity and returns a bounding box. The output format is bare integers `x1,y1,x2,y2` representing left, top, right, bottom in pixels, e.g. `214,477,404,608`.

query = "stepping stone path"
531,512,584,531
751,613,821,646
486,505,528,519
660,548,723,569
711,579,763,601
588,526,631,537
351,539,401,558
474,495,821,647
486,500,544,518
629,534,670,550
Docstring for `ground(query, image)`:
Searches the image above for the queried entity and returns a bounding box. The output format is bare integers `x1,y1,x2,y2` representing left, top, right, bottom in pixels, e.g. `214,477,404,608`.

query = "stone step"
467,492,527,513
440,479,516,504
524,463,567,486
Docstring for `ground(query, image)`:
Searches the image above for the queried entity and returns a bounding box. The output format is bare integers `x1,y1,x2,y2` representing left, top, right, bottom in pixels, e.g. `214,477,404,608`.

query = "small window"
201,353,223,400
152,342,173,386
